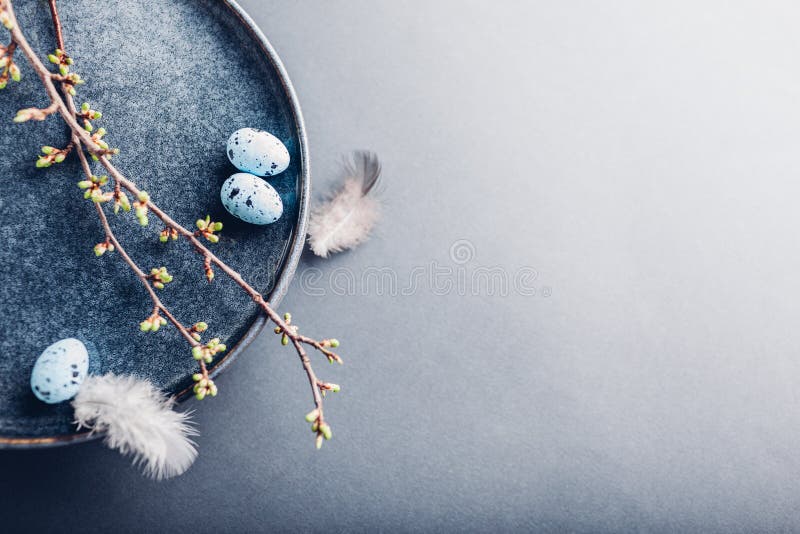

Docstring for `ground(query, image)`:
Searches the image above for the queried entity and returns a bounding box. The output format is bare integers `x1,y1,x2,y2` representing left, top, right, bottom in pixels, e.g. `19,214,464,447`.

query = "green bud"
212,222,223,231
330,339,340,348
159,234,168,243
305,409,319,423
41,146,54,155
207,234,219,243
320,423,332,440
58,64,68,76
48,54,59,64
195,390,206,401
77,180,93,189
315,434,323,450
331,384,341,393
281,334,289,346
140,320,151,332
192,373,203,382
36,158,51,168
9,64,20,82
0,12,13,30
137,190,150,203
192,346,203,360
195,322,208,332
284,312,292,321
153,281,164,290
54,153,66,163
196,219,207,230
203,354,212,364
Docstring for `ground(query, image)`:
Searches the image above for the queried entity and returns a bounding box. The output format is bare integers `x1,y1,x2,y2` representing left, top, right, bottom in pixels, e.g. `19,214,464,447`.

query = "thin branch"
46,0,64,51
3,0,340,441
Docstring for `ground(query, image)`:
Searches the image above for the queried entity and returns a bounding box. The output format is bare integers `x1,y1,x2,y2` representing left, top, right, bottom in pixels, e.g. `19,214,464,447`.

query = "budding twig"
1,0,343,446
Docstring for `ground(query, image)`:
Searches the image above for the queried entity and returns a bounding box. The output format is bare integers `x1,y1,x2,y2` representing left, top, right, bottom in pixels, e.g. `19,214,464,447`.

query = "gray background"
3,0,800,532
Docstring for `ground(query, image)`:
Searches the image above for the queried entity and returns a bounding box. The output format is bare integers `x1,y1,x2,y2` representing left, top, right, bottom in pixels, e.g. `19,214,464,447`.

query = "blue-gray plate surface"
0,0,309,446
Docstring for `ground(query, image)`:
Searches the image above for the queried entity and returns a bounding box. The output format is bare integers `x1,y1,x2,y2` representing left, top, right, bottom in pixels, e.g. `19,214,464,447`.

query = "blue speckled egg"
227,127,290,177
30,338,89,404
221,172,284,225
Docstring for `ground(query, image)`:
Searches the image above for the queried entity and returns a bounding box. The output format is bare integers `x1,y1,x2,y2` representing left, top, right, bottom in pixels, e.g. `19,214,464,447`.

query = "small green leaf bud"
320,423,332,440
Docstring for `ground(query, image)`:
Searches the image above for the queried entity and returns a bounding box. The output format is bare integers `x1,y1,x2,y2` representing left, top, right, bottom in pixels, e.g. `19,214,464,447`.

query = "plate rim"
0,0,311,449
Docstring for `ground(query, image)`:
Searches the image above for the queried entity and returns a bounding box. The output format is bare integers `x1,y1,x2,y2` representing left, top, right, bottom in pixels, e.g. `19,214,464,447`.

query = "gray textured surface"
0,0,304,439
4,0,800,532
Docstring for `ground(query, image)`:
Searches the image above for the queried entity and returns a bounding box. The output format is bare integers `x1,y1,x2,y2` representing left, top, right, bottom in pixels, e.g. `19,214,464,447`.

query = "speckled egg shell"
221,172,284,225
30,338,89,404
227,127,290,177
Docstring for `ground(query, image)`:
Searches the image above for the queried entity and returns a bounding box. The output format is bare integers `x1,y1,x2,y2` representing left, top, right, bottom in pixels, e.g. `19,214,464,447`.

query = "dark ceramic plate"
0,0,309,446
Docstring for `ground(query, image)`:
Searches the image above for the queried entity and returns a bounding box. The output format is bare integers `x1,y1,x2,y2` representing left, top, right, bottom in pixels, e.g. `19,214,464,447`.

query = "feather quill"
308,151,382,257
72,374,198,480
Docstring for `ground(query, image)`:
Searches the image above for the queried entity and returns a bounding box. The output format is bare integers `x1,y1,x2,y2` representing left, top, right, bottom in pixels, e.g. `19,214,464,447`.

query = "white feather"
308,151,382,257
72,373,198,480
